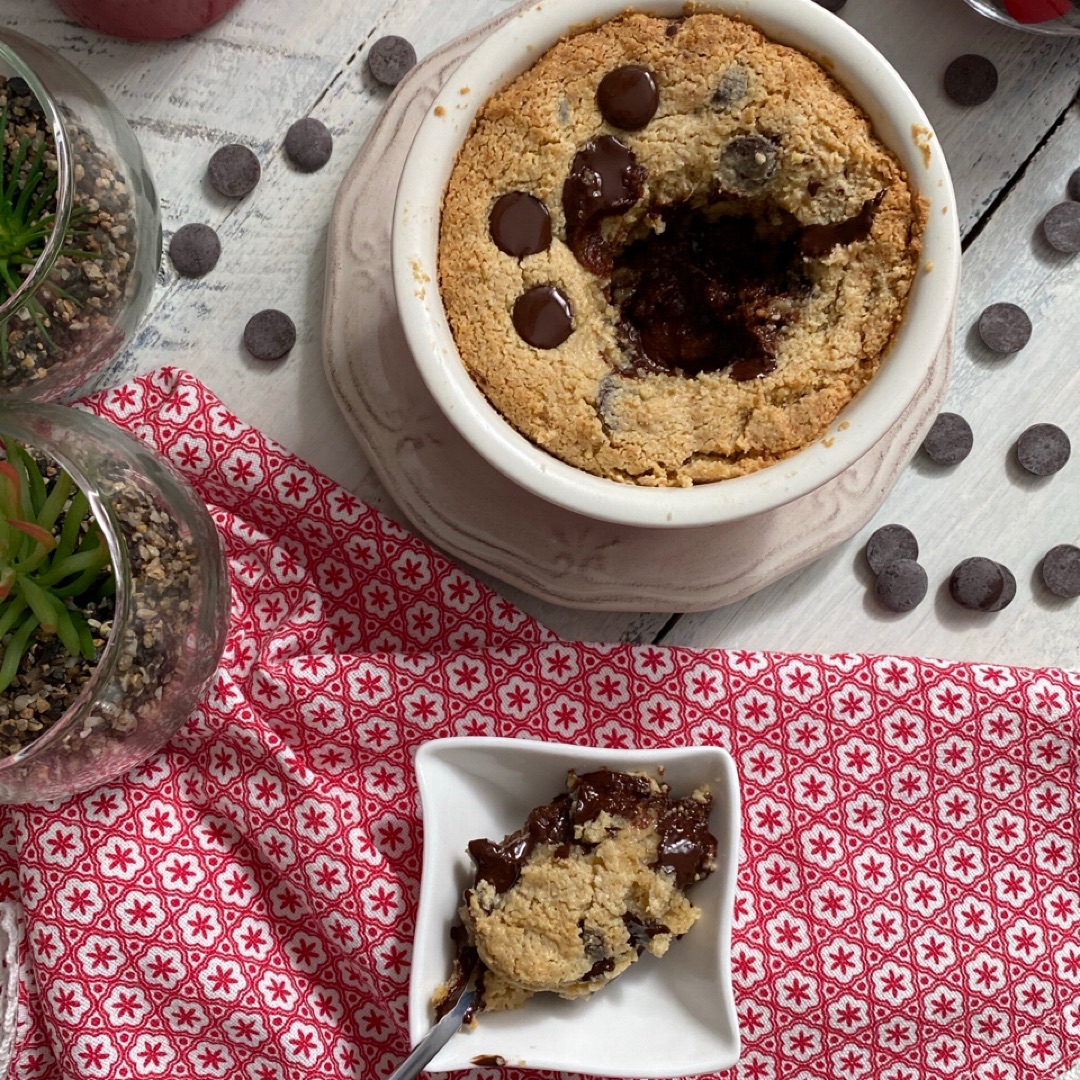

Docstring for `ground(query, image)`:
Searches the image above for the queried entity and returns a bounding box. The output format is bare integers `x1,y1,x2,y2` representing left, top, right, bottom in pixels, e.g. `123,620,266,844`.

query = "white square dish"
410,737,741,1077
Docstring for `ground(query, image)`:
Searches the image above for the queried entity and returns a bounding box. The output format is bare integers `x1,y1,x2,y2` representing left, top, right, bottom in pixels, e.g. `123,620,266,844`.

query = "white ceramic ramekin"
393,0,960,529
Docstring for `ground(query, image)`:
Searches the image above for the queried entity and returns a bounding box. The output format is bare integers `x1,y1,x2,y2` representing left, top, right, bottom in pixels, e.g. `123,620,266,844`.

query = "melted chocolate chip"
718,134,778,191
563,135,647,274
609,207,808,377
468,794,572,894
623,913,670,951
665,21,679,37
582,956,616,981
471,1056,506,1068
512,286,574,349
434,922,481,1023
799,191,884,257
655,791,717,889
712,66,749,110
489,192,552,258
571,769,654,825
597,65,659,130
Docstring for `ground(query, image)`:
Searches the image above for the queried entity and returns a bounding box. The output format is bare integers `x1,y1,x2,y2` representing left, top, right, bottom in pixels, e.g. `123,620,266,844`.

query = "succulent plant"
0,99,96,369
0,437,113,694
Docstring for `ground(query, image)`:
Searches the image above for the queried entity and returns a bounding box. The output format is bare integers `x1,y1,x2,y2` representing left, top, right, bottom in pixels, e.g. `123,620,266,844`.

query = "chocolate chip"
978,302,1031,353
711,66,749,110
284,118,333,172
874,559,928,613
207,143,260,197
1042,544,1080,599
922,412,973,466
1016,423,1070,476
944,54,998,107
597,65,659,131
865,524,919,575
1069,168,1080,202
512,286,573,349
718,135,778,191
813,0,847,9
244,309,296,361
1042,202,1080,254
489,192,551,258
368,35,417,86
168,223,221,278
950,557,1016,612
665,22,679,37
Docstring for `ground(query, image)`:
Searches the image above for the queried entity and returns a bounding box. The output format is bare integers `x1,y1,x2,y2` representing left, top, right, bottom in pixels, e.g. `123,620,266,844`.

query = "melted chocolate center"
512,285,574,349
489,191,552,258
563,135,647,275
597,65,659,131
800,191,884,257
609,207,809,379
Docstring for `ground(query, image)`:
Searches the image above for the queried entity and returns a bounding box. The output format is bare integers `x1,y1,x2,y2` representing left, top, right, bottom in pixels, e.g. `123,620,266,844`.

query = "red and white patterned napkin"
0,368,1077,1080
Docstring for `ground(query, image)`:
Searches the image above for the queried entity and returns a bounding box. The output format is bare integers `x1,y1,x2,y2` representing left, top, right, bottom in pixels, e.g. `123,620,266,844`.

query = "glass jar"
0,31,160,401
962,0,1080,34
0,404,229,804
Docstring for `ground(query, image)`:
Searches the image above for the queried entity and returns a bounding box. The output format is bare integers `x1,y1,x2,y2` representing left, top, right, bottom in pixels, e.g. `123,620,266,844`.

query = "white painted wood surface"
2,0,1079,658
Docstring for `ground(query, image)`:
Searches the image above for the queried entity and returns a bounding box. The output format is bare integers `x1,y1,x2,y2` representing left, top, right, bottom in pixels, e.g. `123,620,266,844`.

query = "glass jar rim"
0,404,133,768
0,33,76,327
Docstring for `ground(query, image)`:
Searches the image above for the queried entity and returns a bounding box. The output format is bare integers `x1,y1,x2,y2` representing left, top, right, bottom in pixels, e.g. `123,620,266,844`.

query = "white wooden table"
4,0,1080,665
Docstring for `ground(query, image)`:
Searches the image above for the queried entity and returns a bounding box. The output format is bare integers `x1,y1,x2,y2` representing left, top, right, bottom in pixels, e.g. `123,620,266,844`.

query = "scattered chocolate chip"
943,54,998,107
207,143,261,197
922,412,973,466
813,0,847,9
597,65,659,131
512,285,573,349
284,118,333,172
717,135,778,191
711,65,749,110
865,524,919,575
977,302,1031,353
1042,202,1080,254
244,309,296,361
168,223,221,278
1016,423,1070,476
563,136,646,274
1042,544,1080,599
368,35,417,86
950,557,1016,612
1069,168,1080,202
664,22,679,37
875,559,928,613
489,192,551,258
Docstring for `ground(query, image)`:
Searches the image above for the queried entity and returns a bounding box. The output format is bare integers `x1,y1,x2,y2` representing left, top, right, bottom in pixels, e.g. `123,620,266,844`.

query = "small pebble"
284,118,334,173
244,309,296,361
1042,202,1080,254
368,35,417,87
950,557,1016,612
207,143,261,197
1016,423,1070,476
865,524,919,575
8,76,30,98
922,412,973,466
943,54,998,107
1041,544,1080,599
168,223,221,278
1067,168,1080,202
874,559,928,613
978,302,1031,353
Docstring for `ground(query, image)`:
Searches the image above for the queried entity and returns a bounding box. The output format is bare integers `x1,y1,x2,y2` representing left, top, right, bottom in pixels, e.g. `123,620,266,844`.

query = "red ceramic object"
52,0,244,40
1004,0,1072,21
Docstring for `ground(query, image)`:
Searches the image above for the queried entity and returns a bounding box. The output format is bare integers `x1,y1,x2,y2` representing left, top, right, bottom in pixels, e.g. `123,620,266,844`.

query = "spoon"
387,988,479,1080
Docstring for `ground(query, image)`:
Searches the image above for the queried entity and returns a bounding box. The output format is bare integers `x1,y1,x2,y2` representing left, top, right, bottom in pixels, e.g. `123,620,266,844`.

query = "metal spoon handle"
388,990,478,1080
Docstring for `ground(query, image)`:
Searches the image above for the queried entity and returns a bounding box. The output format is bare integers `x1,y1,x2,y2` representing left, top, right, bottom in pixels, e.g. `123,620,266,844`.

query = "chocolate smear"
434,923,482,1023
582,956,616,981
655,791,717,889
597,65,659,131
563,135,647,274
800,191,884,257
472,1056,506,1068
490,192,552,258
571,769,654,825
623,913,671,951
468,794,572,894
512,286,574,349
